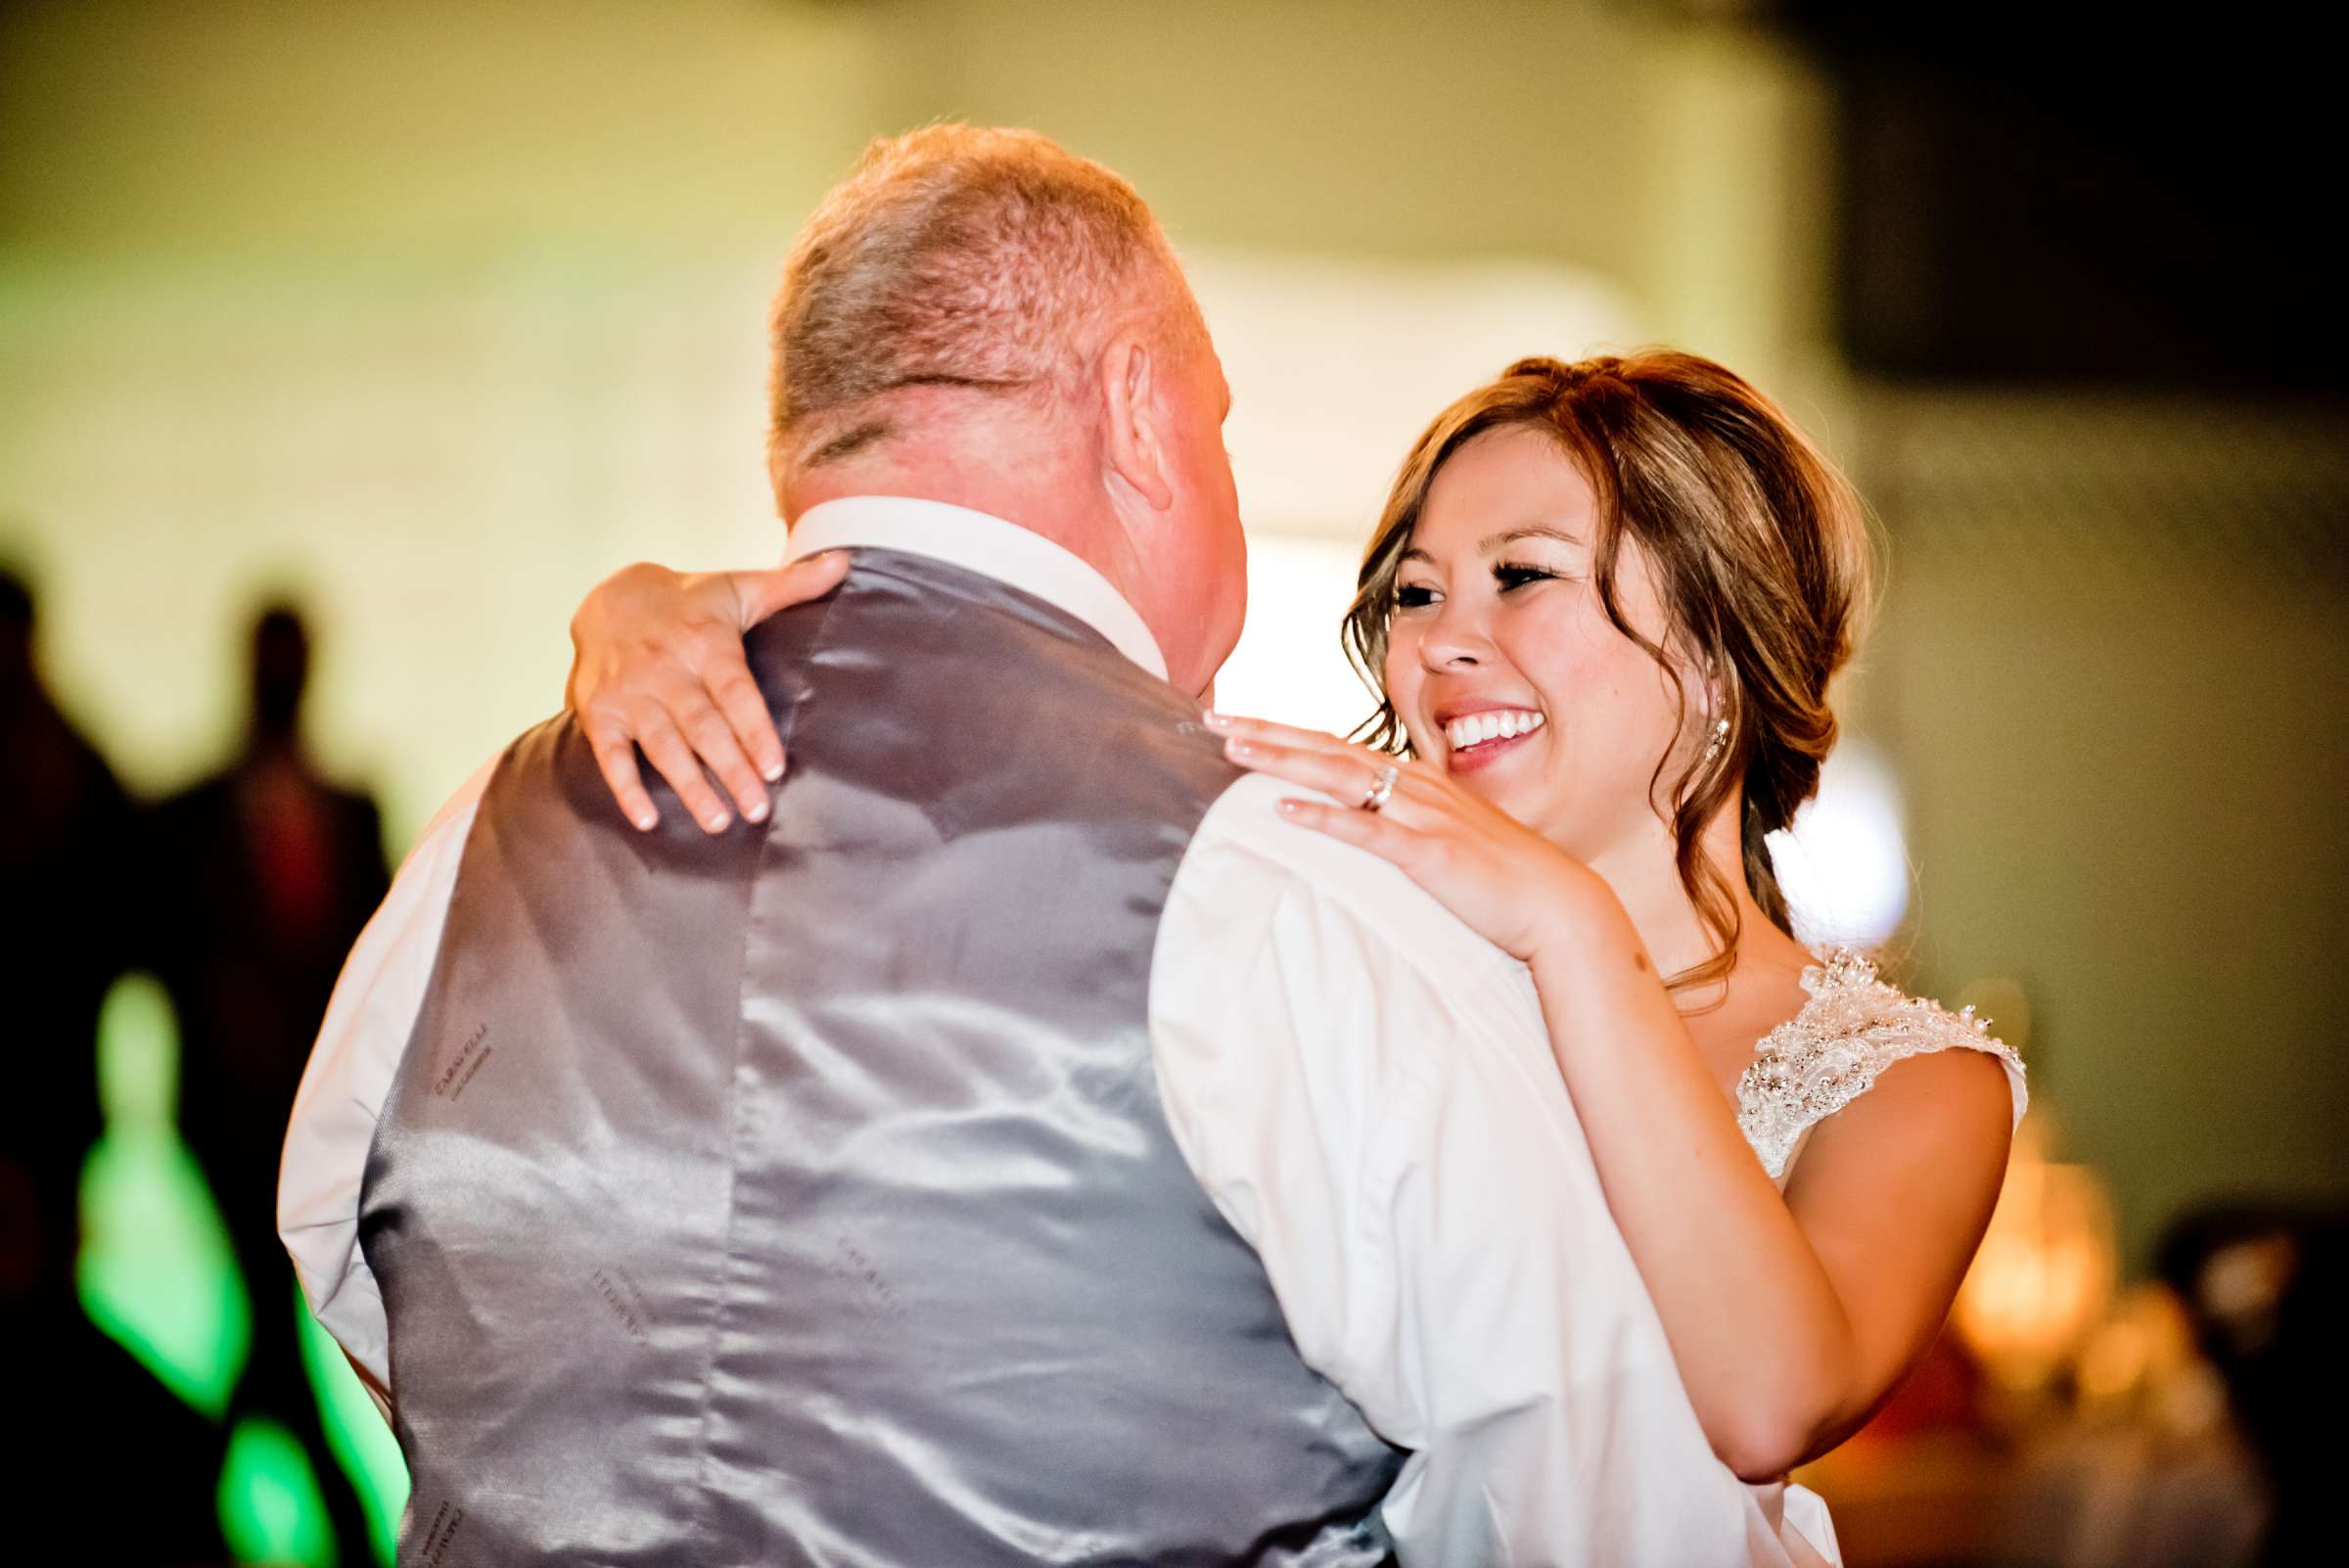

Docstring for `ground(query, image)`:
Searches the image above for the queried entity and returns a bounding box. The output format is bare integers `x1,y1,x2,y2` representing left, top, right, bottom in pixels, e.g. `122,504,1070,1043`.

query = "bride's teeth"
1445,710,1544,749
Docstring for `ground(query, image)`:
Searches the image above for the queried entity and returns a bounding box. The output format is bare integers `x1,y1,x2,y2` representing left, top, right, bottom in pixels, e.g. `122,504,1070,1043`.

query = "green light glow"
298,1278,411,1562
78,974,250,1419
219,1416,338,1568
79,973,409,1564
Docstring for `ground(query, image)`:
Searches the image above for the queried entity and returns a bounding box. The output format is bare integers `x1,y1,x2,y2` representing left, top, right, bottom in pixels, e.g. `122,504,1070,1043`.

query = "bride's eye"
1494,563,1563,592
1394,581,1439,610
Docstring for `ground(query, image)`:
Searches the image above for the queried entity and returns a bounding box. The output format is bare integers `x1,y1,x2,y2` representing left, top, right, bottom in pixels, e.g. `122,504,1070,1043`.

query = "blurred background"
3,1,2341,1563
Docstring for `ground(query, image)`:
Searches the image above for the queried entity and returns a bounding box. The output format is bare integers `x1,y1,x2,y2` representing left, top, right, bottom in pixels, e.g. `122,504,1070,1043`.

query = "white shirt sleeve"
277,756,496,1405
1151,775,1795,1567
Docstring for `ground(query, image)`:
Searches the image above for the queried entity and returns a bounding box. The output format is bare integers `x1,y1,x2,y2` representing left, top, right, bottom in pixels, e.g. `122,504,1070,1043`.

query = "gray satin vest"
358,549,1403,1566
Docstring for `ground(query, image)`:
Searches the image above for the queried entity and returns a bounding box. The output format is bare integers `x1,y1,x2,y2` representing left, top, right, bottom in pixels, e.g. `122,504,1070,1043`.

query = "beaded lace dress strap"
1734,950,2027,1181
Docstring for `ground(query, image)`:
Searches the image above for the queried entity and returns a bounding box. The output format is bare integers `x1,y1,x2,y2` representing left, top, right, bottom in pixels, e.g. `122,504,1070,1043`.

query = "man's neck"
785,454,1143,635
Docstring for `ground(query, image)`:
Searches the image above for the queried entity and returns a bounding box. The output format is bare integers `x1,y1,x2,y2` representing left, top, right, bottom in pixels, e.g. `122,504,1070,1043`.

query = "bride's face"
1383,425,1702,862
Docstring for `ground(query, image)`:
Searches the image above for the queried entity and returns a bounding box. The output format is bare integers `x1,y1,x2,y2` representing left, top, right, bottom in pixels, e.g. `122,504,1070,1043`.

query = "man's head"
766,125,1245,695
250,601,311,744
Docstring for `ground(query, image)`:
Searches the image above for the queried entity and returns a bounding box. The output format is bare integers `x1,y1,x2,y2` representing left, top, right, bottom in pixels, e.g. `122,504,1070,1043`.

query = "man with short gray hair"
773,124,1209,468
283,124,1798,1565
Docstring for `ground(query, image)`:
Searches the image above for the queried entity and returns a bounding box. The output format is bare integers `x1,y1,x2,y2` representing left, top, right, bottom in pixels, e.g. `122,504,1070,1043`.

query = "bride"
559,348,2025,1536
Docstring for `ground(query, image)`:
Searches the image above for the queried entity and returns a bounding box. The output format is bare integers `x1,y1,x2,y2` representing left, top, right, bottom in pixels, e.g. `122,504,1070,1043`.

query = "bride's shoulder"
1735,948,2027,1180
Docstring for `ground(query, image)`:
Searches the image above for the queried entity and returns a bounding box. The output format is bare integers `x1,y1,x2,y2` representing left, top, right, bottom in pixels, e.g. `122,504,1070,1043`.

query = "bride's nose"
1420,598,1492,669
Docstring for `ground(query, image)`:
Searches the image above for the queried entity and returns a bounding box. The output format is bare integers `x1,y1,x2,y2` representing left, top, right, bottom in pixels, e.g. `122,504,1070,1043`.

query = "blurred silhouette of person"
0,565,123,1350
151,598,389,1560
2161,1204,2348,1567
2,562,228,1563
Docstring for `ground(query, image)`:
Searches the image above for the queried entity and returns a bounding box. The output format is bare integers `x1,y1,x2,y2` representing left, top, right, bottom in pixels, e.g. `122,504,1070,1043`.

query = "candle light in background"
1951,1116,2120,1405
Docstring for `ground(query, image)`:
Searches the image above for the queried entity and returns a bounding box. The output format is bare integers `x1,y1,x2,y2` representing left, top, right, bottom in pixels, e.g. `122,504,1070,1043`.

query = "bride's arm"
1210,713,2013,1480
1525,913,2011,1477
563,553,848,832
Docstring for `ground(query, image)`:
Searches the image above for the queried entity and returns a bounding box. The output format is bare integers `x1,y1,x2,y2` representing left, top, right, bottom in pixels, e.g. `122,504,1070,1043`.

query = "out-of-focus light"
299,1281,409,1563
217,1416,337,1568
1213,534,1379,734
79,973,250,1419
1769,739,1911,949
1951,1120,2120,1398
1187,248,1640,541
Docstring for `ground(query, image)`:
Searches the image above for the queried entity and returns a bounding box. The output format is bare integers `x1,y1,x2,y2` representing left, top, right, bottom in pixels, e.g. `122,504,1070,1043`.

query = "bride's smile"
1434,705,1545,765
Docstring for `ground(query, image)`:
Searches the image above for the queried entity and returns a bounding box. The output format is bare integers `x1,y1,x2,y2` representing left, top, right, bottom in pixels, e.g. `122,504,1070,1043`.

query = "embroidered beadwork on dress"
1735,949,2026,1180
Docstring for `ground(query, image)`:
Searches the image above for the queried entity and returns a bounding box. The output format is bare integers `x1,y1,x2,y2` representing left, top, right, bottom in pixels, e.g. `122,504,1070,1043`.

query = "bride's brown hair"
1343,351,1874,996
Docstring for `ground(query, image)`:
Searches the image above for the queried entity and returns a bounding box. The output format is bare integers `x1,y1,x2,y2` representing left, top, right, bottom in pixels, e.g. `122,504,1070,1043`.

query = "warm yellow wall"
0,0,1826,360
0,0,883,252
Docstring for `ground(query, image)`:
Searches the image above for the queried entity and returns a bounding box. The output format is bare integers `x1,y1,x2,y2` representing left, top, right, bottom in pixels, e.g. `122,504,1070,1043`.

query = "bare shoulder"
1740,949,2026,1191
1795,1043,2014,1176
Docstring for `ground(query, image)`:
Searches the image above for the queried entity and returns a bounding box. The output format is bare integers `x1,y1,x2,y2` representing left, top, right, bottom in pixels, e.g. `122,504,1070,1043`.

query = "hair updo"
1342,350,1875,994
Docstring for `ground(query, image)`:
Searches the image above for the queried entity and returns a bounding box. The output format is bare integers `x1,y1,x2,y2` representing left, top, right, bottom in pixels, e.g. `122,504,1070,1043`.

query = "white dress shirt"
280,495,1834,1566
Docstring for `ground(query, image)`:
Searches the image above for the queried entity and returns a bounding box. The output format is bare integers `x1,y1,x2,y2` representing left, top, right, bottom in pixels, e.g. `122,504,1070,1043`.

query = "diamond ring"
1359,763,1401,813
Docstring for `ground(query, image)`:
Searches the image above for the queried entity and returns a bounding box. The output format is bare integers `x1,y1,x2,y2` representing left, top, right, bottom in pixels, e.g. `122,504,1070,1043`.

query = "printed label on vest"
432,1022,493,1101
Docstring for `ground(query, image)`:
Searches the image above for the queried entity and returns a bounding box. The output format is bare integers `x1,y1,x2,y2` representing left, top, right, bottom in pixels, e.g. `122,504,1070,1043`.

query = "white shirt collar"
784,495,1169,682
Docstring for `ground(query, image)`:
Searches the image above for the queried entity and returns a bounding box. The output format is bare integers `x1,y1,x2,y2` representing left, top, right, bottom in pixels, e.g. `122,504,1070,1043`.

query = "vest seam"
681,576,844,1558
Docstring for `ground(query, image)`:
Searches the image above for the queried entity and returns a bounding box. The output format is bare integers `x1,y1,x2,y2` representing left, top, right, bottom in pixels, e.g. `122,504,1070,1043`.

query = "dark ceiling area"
1765,4,2336,387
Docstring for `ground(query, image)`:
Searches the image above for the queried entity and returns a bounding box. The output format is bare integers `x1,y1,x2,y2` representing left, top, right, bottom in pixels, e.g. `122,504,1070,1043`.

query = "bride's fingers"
1206,713,1404,779
693,554,842,785
729,550,848,627
632,709,737,834
1271,796,1415,865
1201,711,1361,759
707,660,786,785
583,716,662,833
670,681,771,824
1222,733,1428,815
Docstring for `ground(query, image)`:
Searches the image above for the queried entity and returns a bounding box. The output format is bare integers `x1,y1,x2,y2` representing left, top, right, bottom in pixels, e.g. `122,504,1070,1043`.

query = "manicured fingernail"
1224,738,1258,758
1278,799,1306,815
745,799,768,823
634,811,658,831
1201,711,1234,731
706,811,731,831
761,758,785,782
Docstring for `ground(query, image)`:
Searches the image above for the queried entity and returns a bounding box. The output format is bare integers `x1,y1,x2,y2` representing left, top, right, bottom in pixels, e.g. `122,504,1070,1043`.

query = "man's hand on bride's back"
565,553,850,834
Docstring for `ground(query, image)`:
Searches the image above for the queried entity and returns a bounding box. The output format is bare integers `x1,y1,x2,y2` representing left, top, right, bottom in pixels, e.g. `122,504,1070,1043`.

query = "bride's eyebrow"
1479,524,1584,552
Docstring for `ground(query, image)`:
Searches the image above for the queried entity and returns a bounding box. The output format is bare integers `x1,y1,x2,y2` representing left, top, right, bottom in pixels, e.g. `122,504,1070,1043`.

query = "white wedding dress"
1727,948,2031,1567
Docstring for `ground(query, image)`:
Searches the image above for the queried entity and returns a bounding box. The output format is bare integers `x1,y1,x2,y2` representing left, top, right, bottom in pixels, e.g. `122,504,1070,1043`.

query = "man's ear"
766,443,794,516
1099,329,1174,512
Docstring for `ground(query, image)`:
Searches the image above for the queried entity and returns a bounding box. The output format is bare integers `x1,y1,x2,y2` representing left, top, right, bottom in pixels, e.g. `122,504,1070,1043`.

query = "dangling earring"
1702,716,1729,765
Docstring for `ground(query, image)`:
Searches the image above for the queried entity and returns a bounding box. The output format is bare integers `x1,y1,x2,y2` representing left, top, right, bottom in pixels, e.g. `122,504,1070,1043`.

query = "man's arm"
277,757,494,1411
1152,776,1775,1565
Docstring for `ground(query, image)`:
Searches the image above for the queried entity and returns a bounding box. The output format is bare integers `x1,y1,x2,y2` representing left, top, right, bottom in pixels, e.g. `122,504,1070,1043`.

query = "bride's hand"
566,553,851,833
1204,712,1621,964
